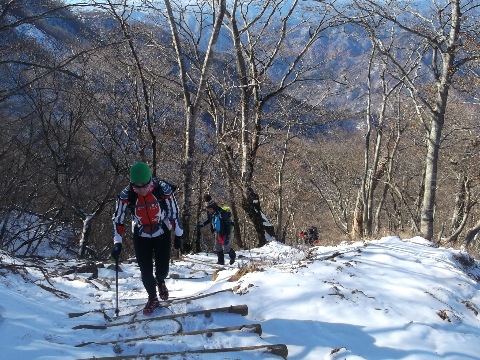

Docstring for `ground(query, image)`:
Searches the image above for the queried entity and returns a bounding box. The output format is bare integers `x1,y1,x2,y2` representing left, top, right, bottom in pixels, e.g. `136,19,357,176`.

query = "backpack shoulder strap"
127,185,137,209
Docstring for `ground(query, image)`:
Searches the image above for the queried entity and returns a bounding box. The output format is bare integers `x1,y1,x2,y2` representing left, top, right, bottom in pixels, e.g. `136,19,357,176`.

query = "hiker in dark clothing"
197,194,236,265
308,226,319,243
111,161,182,314
302,226,319,245
301,226,319,245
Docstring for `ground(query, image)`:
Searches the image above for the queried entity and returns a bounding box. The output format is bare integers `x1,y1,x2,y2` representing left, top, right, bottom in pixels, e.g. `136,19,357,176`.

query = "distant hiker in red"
299,231,305,242
301,226,319,245
197,194,236,265
111,161,182,314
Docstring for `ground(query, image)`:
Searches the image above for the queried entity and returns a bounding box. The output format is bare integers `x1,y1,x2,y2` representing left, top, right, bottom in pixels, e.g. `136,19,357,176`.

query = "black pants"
133,226,171,299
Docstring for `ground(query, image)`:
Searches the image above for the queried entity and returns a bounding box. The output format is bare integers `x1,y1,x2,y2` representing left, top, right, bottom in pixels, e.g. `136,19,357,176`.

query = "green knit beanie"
130,162,151,184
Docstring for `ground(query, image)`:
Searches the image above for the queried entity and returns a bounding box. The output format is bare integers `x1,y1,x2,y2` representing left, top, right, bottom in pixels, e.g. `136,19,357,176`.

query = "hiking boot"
216,250,225,265
143,297,160,315
158,282,169,301
228,248,236,265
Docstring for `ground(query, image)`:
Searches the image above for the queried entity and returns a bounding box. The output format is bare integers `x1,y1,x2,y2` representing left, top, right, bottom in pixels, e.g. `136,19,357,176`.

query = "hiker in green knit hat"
129,161,151,184
111,161,183,314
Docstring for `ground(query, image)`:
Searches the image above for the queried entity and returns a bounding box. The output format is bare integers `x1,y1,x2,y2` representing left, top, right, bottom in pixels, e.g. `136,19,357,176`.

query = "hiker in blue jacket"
197,194,236,265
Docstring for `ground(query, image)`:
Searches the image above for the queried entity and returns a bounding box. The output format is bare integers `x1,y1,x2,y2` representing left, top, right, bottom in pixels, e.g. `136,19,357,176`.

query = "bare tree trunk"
227,171,243,249
462,220,480,251
358,47,398,237
0,209,12,251
194,161,206,254
78,214,93,258
343,1,468,241
357,46,374,238
420,113,444,240
75,199,112,258
351,189,363,239
224,0,330,246
419,1,461,240
242,188,276,246
444,177,472,245
224,7,270,247
413,166,425,234
275,124,294,243
375,114,403,234
450,174,467,234
276,165,285,243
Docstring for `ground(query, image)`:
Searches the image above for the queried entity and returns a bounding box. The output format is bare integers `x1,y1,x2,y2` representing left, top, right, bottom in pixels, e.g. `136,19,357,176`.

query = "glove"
111,243,122,260
174,235,182,250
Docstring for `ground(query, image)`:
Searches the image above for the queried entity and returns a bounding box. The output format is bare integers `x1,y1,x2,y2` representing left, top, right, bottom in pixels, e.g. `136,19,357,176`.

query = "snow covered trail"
1,236,480,359
0,251,287,359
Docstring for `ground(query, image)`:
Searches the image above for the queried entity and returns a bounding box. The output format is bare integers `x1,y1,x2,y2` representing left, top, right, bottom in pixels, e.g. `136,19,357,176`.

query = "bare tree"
0,0,98,105
340,0,480,240
218,0,337,246
307,135,360,238
352,33,410,238
93,0,160,168
22,75,122,257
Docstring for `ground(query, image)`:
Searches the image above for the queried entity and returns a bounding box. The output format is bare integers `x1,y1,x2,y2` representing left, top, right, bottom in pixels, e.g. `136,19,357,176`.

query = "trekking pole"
114,257,120,317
